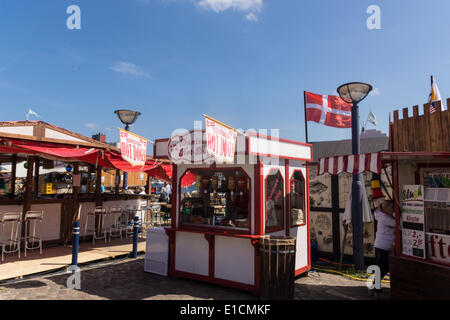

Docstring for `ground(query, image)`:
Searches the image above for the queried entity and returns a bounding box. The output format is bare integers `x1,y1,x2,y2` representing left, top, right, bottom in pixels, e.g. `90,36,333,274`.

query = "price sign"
402,229,425,258
401,185,426,259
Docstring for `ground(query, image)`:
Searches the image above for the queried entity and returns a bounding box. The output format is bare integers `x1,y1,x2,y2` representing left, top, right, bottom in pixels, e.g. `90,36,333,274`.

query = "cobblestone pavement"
0,256,390,300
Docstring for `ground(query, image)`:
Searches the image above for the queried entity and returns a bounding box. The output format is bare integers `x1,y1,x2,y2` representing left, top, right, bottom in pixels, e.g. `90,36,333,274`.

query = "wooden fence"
389,100,450,152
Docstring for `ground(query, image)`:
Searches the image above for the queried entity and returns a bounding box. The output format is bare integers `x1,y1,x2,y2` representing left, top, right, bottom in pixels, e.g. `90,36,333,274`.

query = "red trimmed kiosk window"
290,170,306,227
180,168,250,230
265,169,284,232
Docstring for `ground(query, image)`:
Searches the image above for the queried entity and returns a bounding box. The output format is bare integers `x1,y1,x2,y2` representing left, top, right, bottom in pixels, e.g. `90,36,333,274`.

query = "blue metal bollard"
71,221,80,266
131,216,139,258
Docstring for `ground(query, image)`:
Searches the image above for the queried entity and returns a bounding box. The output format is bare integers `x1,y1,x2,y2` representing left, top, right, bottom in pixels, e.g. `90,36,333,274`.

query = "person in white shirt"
373,199,395,293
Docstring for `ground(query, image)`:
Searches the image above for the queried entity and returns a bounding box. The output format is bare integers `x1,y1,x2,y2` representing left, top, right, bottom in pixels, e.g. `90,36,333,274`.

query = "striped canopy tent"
317,152,382,176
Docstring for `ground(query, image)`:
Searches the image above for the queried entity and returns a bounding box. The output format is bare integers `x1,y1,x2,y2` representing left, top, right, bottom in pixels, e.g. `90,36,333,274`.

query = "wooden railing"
389,99,450,152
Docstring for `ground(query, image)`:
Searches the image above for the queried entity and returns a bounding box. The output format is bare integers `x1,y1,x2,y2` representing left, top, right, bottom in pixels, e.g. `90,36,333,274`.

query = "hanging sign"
119,128,148,166
205,115,238,164
401,185,426,259
168,130,213,164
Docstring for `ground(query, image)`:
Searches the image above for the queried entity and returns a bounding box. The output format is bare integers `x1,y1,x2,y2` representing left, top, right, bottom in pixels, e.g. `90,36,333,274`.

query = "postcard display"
153,130,313,293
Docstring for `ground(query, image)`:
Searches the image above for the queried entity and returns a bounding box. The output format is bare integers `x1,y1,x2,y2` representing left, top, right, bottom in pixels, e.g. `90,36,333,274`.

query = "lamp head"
337,82,373,104
114,109,141,126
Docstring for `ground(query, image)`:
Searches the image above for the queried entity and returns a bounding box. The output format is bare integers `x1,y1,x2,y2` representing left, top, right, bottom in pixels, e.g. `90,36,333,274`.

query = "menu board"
401,185,426,259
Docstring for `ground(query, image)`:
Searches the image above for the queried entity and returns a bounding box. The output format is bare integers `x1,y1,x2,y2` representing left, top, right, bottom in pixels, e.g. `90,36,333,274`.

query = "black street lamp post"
337,82,372,270
114,109,141,191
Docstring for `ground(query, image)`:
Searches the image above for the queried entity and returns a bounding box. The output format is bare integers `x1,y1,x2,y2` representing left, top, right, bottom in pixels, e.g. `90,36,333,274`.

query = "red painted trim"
264,168,285,234
247,131,313,149
177,166,252,233
393,160,401,256
380,151,450,159
167,229,176,276
306,165,311,271
171,270,257,293
251,238,261,295
285,160,290,236
204,233,215,281
259,161,264,235
295,265,310,277
254,160,260,236
166,227,260,240
416,163,450,169
289,169,307,228
171,164,177,229
247,132,313,162
398,254,450,268
265,227,285,234
248,151,312,162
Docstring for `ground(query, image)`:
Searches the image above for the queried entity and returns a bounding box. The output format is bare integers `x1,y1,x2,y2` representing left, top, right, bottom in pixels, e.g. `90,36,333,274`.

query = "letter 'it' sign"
205,116,237,164
119,129,148,166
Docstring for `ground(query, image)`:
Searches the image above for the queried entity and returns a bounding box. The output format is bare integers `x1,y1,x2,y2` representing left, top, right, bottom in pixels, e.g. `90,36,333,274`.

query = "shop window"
290,171,306,227
265,170,284,231
180,168,250,230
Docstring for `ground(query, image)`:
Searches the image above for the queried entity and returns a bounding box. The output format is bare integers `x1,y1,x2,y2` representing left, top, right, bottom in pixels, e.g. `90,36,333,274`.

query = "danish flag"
305,91,353,128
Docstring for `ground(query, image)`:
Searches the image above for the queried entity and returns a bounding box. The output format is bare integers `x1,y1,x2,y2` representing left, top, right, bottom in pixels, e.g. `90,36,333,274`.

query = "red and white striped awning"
318,152,382,175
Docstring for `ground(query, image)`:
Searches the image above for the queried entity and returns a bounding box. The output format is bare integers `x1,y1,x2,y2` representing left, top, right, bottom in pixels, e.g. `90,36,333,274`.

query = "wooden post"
95,166,102,206
115,169,121,194
9,154,17,198
34,157,40,198
94,166,103,238
22,156,35,237
88,166,94,193
146,173,151,194
331,174,341,260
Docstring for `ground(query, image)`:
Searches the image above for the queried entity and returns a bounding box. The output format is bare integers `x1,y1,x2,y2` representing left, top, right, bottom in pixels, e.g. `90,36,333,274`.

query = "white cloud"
196,0,262,21
245,12,258,22
369,88,381,96
196,0,262,13
111,62,151,78
85,123,98,130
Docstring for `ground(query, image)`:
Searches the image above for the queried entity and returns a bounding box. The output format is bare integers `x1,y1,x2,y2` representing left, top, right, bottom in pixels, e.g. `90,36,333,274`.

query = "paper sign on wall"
401,185,426,259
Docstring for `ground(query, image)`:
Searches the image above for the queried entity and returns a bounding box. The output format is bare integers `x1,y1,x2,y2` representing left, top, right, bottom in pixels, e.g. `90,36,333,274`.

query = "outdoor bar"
154,128,313,294
0,120,171,252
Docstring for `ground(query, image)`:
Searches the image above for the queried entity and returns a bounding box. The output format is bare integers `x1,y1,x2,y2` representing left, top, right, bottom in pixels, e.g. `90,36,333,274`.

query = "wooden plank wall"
390,255,450,300
102,169,148,187
389,99,450,152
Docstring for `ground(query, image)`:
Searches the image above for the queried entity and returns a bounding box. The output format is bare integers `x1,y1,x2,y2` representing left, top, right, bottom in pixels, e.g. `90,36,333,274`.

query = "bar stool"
1,212,22,262
108,206,123,241
123,206,137,239
136,202,152,238
23,210,44,257
84,207,109,244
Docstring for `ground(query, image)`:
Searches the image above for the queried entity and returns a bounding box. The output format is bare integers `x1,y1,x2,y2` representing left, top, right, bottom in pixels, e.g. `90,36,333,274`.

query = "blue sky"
1,0,450,149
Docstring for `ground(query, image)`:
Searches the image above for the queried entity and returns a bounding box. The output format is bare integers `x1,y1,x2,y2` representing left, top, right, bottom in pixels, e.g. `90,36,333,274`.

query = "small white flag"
26,109,40,120
367,111,377,126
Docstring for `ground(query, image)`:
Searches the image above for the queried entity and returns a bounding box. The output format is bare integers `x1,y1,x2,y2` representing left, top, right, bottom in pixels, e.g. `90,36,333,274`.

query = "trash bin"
259,235,296,299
